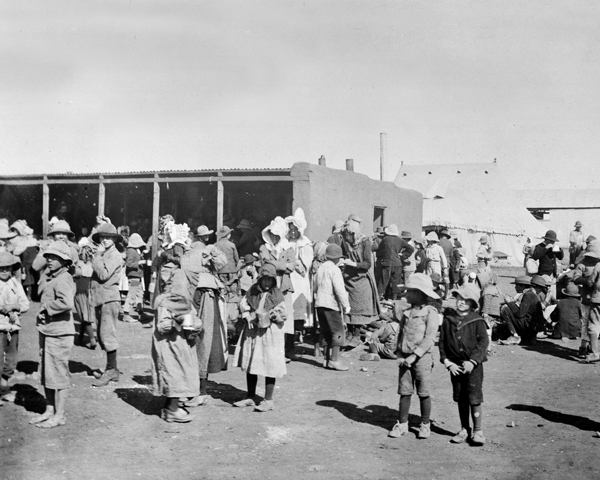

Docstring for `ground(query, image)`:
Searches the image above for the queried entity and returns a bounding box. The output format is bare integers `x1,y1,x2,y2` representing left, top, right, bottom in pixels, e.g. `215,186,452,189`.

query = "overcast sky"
2,1,599,189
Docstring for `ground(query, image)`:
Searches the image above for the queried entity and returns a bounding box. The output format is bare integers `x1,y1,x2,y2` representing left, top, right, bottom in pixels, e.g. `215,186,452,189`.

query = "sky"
2,1,600,189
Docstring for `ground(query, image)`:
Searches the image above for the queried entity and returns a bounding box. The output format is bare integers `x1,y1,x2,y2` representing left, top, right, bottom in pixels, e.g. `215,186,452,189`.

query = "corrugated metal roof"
513,189,600,209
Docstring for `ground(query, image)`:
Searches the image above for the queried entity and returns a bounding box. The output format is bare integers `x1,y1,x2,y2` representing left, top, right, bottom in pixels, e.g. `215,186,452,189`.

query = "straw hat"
216,226,233,239
195,225,214,237
562,283,581,298
236,219,252,230
128,233,146,249
452,283,481,307
511,276,531,286
92,223,123,244
43,241,73,264
384,224,399,237
48,220,74,237
425,231,439,242
403,273,439,299
0,224,17,240
0,251,20,270
530,275,548,289
401,230,412,240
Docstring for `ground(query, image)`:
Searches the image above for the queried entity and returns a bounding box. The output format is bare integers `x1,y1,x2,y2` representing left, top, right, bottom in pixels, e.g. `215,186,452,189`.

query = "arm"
466,320,489,365
399,239,414,262
41,277,75,316
331,267,350,312
92,250,122,282
125,249,140,270
438,319,448,363
530,244,548,261
32,252,47,272
354,239,372,271
412,307,439,358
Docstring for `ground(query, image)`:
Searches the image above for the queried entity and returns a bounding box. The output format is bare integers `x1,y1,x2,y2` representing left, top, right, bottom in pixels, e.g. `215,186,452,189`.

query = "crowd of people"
0,211,593,446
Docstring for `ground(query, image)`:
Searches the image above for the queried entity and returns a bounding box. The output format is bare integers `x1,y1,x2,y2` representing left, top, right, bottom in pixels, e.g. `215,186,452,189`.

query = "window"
373,206,386,230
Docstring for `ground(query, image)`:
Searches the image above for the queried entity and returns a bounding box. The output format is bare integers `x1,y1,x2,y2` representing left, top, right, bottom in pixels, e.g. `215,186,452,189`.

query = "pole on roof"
42,176,49,240
380,133,387,181
152,175,160,258
98,175,105,217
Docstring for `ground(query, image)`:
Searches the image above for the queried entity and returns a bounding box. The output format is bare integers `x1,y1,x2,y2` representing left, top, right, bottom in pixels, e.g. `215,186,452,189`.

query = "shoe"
418,422,431,439
36,416,66,429
285,357,291,364
1,391,16,403
582,353,600,363
181,395,209,407
499,334,521,346
122,315,138,323
233,398,256,408
360,353,380,362
578,347,588,359
92,369,120,387
161,407,194,423
388,421,408,438
471,430,486,445
327,360,349,371
285,352,299,361
254,400,274,412
450,428,469,444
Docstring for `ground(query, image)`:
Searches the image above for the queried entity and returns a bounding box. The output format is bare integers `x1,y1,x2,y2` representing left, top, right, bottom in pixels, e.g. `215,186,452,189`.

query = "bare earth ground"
2,266,600,480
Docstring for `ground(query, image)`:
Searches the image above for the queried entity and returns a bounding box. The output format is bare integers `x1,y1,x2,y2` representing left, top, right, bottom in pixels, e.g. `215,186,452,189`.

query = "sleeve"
438,246,448,270
467,320,489,364
296,243,313,276
530,244,547,261
232,243,240,267
32,252,47,272
332,267,350,311
518,291,538,318
438,318,448,363
399,239,414,262
587,265,600,289
413,307,439,357
15,282,30,314
554,248,564,260
43,277,75,316
125,249,139,270
355,239,372,271
92,251,122,282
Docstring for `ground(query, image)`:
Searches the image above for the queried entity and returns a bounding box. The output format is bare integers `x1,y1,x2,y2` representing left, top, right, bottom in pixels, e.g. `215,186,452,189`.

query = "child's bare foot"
29,410,55,425
36,415,66,429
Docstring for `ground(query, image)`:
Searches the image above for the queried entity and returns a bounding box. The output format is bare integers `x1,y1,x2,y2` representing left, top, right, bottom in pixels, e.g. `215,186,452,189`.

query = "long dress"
288,236,314,328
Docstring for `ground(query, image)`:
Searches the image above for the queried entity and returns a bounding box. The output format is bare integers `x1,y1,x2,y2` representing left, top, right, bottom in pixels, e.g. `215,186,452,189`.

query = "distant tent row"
394,162,547,267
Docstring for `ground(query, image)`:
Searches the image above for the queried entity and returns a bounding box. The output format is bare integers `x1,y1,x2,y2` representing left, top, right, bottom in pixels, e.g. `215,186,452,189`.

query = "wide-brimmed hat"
195,225,214,237
0,224,17,240
325,244,344,260
452,284,481,307
584,241,600,259
479,235,489,243
401,230,412,240
586,235,596,243
384,224,399,237
439,229,451,238
10,220,33,237
575,221,583,228
332,220,344,234
237,219,252,230
512,275,531,286
43,241,73,264
216,226,233,239
242,254,258,265
562,283,581,298
403,273,439,299
48,220,74,237
530,275,548,289
430,272,443,285
92,223,123,244
128,233,146,249
543,230,558,242
425,231,439,242
375,226,385,234
0,251,20,270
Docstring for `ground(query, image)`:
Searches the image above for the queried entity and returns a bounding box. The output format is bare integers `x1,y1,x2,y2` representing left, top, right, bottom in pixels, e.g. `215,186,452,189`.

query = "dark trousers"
316,307,345,347
378,265,403,300
500,304,540,344
0,331,19,381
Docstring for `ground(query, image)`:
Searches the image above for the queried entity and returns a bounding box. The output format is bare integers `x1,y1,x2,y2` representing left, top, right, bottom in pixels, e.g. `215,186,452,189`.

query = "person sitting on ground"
362,314,399,361
388,273,439,440
439,283,489,446
550,283,582,341
531,230,564,279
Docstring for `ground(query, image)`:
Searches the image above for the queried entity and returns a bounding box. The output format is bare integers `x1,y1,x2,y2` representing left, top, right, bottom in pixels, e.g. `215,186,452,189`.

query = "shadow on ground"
13,383,46,414
506,404,600,432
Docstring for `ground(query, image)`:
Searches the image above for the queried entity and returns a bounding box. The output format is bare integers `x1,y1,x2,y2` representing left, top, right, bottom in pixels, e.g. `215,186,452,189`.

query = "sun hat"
0,251,21,270
10,220,33,236
452,283,481,307
575,221,583,228
479,235,489,243
543,230,558,242
332,220,345,234
195,225,214,237
48,220,74,237
325,244,344,260
429,272,443,285
0,224,17,240
384,224,399,237
586,235,596,243
401,230,412,240
128,233,146,249
242,254,257,265
584,241,600,259
403,272,439,299
512,276,531,286
562,283,581,298
530,275,548,289
425,231,439,243
216,226,233,239
43,241,73,264
237,219,253,230
439,229,451,238
91,223,123,244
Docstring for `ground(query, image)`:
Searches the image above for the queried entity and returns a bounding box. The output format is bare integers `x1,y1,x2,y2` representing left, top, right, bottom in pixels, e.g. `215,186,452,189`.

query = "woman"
340,220,380,346
285,208,314,356
259,217,296,360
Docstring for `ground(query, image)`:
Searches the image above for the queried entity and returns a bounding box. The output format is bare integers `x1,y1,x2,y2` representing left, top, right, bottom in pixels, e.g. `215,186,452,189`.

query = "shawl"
154,268,192,315
246,283,285,312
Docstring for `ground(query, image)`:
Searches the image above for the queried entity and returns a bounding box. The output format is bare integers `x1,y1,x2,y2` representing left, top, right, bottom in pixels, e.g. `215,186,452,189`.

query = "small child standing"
123,233,147,323
0,252,30,404
74,239,96,349
29,242,76,428
389,273,439,440
439,283,489,445
233,263,287,412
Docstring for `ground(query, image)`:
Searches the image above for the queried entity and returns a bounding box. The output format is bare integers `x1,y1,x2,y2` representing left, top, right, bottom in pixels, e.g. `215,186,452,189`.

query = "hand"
344,306,351,315
344,260,357,268
462,361,475,374
447,362,462,376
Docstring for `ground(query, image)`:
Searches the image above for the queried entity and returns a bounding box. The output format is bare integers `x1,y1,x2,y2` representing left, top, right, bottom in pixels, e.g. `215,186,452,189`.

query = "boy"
29,242,76,428
388,273,439,440
0,252,30,404
439,283,489,445
362,316,399,361
90,223,123,386
573,241,600,359
122,233,146,323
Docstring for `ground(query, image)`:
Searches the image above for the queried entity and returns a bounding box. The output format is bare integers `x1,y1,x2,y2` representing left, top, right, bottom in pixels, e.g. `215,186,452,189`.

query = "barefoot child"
439,283,489,445
30,242,76,428
0,252,30,404
233,263,287,412
388,273,439,440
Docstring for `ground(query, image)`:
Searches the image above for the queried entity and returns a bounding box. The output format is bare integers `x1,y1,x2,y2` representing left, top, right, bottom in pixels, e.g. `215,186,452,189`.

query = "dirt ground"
2,266,600,480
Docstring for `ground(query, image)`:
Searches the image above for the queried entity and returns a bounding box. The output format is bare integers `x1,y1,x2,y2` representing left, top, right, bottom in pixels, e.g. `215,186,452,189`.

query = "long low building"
0,162,423,244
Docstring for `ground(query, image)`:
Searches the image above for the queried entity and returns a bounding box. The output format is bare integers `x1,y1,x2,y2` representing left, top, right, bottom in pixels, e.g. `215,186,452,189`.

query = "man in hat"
90,223,123,386
531,230,564,278
573,241,600,358
569,221,585,267
234,219,257,257
438,229,454,298
401,231,417,284
499,275,546,345
215,225,240,323
191,225,213,250
32,221,79,287
425,232,448,281
376,224,414,301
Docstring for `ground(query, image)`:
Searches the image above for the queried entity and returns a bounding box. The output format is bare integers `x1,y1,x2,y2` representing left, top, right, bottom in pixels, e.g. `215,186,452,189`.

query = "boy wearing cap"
388,273,439,440
531,230,564,278
439,284,489,446
572,241,600,358
0,252,30,404
29,242,76,428
123,233,147,323
314,244,351,371
376,225,414,301
90,224,124,386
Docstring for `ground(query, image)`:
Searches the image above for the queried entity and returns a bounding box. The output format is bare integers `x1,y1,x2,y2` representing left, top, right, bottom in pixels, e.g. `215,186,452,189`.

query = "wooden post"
98,175,105,217
152,175,160,257
217,178,224,230
42,177,49,239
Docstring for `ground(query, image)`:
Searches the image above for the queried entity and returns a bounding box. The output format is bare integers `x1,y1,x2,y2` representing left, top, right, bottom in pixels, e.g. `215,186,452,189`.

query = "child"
314,244,351,370
233,263,287,412
123,233,146,323
388,273,439,440
238,254,259,295
476,235,492,270
29,242,76,428
550,283,582,340
0,252,30,404
73,239,96,349
362,317,399,361
439,283,489,446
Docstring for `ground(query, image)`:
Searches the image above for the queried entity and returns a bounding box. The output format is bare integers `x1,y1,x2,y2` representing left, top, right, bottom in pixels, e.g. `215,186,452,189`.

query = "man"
500,275,547,345
438,229,454,297
569,221,585,267
376,224,414,300
531,230,564,278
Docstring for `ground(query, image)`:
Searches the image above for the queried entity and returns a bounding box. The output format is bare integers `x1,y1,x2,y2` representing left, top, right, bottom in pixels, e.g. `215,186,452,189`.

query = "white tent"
394,162,547,266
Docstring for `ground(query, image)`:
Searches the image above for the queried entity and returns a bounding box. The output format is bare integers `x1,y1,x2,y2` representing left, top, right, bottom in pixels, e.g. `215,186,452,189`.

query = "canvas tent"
394,162,547,266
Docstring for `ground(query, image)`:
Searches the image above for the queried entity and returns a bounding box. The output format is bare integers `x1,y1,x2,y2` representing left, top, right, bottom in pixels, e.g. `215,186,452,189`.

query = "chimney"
346,159,354,172
380,133,387,181
318,155,326,166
